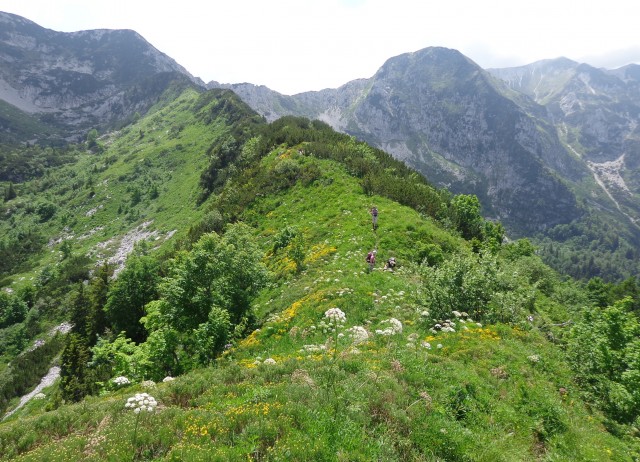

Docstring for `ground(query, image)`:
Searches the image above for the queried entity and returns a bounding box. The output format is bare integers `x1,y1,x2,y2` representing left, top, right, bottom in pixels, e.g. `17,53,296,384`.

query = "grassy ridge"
1,143,637,460
0,87,248,287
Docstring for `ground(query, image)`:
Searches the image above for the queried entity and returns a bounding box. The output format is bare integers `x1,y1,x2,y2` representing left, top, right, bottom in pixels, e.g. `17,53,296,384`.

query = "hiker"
370,206,378,230
383,257,396,272
366,249,377,272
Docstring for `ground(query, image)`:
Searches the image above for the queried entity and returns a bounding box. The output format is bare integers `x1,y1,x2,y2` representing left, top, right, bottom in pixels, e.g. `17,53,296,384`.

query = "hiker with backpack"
366,249,377,272
383,256,396,272
370,206,378,230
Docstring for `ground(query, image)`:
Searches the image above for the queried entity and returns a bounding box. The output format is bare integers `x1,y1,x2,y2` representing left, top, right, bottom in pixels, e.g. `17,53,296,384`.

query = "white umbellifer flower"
376,318,403,336
324,307,346,324
387,318,403,333
528,354,541,363
452,311,462,318
436,344,443,349
347,326,369,344
141,380,156,388
113,376,130,386
34,392,46,400
300,344,327,354
125,392,158,413
162,376,175,383
421,341,431,349
263,358,277,365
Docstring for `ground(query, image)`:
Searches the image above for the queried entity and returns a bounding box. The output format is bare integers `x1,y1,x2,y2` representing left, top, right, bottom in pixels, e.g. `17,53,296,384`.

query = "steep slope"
0,85,262,286
0,11,201,143
489,59,640,278
1,116,638,459
0,86,266,423
341,48,589,234
490,59,640,164
487,58,580,104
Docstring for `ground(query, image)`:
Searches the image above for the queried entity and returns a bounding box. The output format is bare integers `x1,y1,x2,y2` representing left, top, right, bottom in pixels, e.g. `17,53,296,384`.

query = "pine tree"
3,182,16,202
69,284,89,337
60,333,91,402
86,263,113,345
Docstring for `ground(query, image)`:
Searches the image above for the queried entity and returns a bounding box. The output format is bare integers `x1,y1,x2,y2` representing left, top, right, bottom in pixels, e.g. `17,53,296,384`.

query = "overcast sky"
3,0,640,95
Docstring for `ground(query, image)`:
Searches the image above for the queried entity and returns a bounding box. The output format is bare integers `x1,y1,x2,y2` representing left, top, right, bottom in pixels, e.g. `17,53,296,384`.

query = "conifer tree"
3,182,16,201
60,333,91,402
86,263,113,345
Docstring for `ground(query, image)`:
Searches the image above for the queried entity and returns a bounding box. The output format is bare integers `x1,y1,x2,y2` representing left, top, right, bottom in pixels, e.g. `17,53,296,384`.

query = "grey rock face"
3,10,638,242
489,58,640,234
0,11,200,141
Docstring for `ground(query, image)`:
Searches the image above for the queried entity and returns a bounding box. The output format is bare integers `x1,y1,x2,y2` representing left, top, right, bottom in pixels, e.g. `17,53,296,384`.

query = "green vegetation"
0,88,639,460
537,213,640,282
0,100,60,146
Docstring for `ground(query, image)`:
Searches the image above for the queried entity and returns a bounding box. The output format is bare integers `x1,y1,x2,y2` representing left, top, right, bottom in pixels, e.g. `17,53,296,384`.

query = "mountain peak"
607,62,640,82
522,56,578,70
0,11,39,27
379,46,478,73
0,11,202,142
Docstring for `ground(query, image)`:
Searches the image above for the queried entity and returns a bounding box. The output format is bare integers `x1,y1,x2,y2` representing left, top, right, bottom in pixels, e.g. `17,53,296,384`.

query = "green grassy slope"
1,141,637,460
0,86,257,288
0,86,262,406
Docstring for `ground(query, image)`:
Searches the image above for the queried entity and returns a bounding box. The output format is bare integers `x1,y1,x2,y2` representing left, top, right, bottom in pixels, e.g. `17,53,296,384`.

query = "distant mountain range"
1,10,639,279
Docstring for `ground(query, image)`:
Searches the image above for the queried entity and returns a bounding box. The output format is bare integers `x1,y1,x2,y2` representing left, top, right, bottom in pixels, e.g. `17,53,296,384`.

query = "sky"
3,0,640,95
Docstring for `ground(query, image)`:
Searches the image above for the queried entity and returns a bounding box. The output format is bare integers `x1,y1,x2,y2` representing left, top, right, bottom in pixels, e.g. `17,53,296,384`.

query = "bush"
567,297,640,423
419,250,535,323
0,292,27,328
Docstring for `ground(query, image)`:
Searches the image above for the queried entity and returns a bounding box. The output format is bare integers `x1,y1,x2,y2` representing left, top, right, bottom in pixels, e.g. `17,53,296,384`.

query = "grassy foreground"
1,144,637,461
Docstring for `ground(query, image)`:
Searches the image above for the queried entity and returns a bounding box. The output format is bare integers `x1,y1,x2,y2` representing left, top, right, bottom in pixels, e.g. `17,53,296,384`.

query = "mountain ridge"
207,48,640,280
215,47,589,234
2,11,640,280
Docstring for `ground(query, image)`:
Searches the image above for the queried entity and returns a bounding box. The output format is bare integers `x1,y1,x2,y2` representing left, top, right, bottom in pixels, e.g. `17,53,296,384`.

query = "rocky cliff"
489,58,640,230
